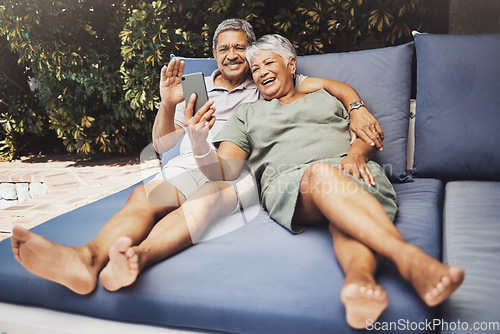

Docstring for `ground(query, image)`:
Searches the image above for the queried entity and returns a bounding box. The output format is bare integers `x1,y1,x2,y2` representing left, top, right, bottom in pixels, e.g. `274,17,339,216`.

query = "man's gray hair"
213,19,256,52
245,34,297,66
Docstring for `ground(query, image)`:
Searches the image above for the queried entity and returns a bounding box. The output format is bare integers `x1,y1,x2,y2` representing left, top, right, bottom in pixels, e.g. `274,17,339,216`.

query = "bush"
0,0,147,158
121,0,430,114
1,0,432,159
0,36,49,159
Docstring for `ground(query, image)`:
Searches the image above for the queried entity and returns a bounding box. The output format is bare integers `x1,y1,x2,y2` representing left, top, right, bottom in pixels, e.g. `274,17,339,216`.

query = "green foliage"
259,0,429,53
121,0,429,115
120,0,212,118
0,0,146,158
0,36,47,159
0,0,431,159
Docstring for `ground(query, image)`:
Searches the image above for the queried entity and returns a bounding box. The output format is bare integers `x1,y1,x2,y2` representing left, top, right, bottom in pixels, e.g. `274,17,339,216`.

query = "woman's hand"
339,153,375,187
349,107,384,151
184,93,216,153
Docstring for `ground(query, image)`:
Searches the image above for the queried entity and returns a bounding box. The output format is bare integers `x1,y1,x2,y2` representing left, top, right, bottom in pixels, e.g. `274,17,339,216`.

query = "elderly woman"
187,34,464,329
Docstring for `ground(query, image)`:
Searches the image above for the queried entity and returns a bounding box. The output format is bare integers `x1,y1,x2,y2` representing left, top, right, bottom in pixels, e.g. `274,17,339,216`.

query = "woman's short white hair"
246,34,297,66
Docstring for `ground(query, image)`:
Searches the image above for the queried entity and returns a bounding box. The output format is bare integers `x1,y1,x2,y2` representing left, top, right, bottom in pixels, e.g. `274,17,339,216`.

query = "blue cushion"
442,181,500,332
413,33,500,181
170,54,218,77
297,43,415,182
0,178,443,333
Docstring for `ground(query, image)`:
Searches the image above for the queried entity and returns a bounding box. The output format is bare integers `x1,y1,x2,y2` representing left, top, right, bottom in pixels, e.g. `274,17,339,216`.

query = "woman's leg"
11,184,179,295
329,225,388,329
293,162,464,307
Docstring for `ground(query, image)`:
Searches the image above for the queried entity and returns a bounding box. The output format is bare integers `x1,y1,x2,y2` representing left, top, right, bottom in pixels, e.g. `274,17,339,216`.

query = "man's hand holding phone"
184,94,216,154
181,72,209,115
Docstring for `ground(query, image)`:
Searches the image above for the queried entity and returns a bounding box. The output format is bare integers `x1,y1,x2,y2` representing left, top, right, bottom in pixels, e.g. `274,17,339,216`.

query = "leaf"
81,116,94,127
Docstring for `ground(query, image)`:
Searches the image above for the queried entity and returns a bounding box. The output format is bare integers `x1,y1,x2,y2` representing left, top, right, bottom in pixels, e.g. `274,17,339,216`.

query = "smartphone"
181,72,209,115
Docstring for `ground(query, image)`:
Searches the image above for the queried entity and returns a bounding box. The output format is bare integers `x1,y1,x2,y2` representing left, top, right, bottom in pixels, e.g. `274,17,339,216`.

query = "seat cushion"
0,178,444,333
372,178,443,332
441,181,500,333
413,33,500,181
297,43,414,182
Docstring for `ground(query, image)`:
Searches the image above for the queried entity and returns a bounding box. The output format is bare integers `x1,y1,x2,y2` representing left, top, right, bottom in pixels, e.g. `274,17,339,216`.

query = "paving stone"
16,183,31,202
0,183,17,200
29,182,49,198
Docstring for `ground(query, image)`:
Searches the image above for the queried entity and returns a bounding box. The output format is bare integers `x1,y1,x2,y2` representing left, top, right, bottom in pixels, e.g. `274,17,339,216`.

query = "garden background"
0,0,485,159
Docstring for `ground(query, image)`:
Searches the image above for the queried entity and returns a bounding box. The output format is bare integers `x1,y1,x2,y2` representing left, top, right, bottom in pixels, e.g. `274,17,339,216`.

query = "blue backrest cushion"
169,44,414,182
413,33,500,181
297,43,414,182
170,54,218,77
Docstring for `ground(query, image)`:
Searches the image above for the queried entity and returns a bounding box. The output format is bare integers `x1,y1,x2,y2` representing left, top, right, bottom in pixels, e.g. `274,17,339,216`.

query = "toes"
448,266,465,283
130,258,139,270
342,283,388,301
424,267,465,306
12,224,30,242
125,247,136,258
373,288,386,301
343,283,360,297
115,236,133,253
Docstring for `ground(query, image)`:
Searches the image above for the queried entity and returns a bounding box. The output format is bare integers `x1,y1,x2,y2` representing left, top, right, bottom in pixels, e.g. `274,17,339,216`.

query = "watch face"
351,101,363,109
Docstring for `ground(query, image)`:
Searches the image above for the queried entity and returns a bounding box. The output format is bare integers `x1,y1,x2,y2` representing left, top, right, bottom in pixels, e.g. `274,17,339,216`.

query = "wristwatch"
349,100,365,112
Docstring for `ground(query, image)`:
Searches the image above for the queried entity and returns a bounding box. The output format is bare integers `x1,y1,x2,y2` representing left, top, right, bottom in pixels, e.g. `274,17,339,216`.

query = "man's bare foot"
340,274,388,329
399,246,465,307
10,225,97,295
99,236,140,292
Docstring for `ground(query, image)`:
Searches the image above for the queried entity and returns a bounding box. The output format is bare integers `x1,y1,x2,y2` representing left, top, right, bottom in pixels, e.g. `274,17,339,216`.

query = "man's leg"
11,183,181,295
99,181,239,291
329,225,387,329
293,162,464,307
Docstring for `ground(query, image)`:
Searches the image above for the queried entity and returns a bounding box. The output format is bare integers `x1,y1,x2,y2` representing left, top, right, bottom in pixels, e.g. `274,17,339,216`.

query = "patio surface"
0,153,159,242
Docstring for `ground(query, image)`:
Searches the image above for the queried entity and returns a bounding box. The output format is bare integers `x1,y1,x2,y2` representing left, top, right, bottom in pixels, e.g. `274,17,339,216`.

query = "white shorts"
151,165,258,213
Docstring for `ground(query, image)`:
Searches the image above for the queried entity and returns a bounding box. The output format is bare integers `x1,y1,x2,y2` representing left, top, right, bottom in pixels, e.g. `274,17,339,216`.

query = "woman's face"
250,50,296,100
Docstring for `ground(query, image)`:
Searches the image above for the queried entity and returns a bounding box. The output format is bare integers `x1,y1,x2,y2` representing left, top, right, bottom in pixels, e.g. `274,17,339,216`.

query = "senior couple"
11,19,463,329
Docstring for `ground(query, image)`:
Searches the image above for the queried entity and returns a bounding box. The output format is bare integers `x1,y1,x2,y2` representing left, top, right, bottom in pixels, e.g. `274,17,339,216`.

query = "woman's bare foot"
99,236,140,291
340,273,388,329
398,246,465,307
10,225,97,295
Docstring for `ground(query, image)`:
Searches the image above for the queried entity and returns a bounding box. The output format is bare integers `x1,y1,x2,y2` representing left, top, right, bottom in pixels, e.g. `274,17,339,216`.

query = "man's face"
213,30,250,82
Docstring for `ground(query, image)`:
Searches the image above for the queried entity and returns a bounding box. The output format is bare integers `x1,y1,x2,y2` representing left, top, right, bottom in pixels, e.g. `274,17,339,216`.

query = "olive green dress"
214,90,397,233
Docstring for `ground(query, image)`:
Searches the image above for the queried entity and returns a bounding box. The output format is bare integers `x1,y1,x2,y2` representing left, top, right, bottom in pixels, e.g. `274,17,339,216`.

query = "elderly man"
12,19,384,294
